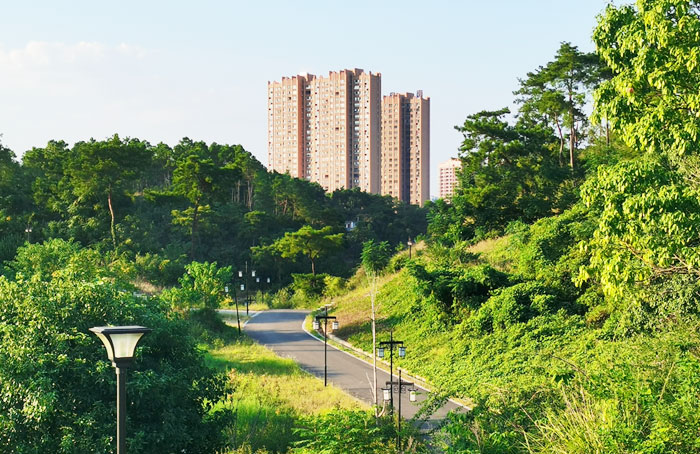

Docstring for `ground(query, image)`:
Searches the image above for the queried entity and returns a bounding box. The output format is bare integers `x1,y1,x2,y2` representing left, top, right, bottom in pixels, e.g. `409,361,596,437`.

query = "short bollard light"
251,270,256,277
240,284,245,291
90,325,151,454
377,347,385,358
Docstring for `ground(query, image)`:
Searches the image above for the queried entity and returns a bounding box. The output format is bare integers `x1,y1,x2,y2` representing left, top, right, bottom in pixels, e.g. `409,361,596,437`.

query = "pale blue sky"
1,0,616,196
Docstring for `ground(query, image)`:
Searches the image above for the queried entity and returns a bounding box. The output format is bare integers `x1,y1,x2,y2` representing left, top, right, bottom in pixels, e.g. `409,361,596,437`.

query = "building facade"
268,69,429,204
438,157,462,201
267,69,381,193
380,92,430,206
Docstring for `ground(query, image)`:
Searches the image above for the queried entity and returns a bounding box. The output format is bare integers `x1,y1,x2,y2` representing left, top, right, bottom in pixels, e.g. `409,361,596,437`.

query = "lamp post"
238,269,249,315
225,285,241,334
90,325,151,454
378,330,405,413
407,238,413,260
382,368,417,453
314,306,338,386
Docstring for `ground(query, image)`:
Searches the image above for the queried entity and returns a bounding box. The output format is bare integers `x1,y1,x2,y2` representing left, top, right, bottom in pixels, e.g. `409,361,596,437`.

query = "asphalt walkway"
244,309,463,427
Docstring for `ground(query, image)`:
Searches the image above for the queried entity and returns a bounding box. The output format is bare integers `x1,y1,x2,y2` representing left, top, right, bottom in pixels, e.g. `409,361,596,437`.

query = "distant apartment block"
439,157,462,200
268,69,429,204
267,69,381,193
380,91,430,206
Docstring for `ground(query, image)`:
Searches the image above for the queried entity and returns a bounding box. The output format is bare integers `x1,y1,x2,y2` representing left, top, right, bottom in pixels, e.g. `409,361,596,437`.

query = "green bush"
0,266,224,453
161,261,232,312
291,410,399,454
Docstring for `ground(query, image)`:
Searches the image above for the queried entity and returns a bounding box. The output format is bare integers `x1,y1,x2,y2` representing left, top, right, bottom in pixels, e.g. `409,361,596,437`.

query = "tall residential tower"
438,157,462,201
268,69,429,204
267,69,381,193
380,92,430,206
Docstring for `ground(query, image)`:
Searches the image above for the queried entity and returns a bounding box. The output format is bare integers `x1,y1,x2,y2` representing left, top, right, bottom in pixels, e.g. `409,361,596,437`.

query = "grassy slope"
205,334,364,453
320,239,700,407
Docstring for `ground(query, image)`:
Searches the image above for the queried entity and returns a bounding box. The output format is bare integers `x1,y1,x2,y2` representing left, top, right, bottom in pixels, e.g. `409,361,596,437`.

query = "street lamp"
225,285,241,334
90,325,151,454
314,306,338,386
407,238,413,259
378,330,405,413
383,368,416,452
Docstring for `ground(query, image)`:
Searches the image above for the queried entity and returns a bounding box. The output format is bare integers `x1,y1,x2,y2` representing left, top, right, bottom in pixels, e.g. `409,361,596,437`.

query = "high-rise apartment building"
267,69,429,205
267,69,381,193
380,92,430,206
439,157,462,201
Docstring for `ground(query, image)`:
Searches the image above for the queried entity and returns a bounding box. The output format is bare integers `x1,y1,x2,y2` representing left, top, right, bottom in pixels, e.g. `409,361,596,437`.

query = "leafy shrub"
161,261,232,312
409,262,510,323
291,273,327,299
291,410,397,454
471,282,565,333
133,251,187,287
0,267,224,453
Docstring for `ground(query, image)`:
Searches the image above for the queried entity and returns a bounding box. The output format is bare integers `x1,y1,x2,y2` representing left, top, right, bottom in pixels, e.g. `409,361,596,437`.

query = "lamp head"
382,387,391,402
90,325,151,368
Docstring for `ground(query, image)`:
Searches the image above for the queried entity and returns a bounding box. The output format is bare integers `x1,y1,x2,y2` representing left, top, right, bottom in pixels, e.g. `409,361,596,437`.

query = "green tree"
162,261,232,312
593,0,700,160
576,156,700,311
273,226,343,276
69,135,152,249
0,244,223,453
171,139,220,258
516,42,604,169
451,108,568,236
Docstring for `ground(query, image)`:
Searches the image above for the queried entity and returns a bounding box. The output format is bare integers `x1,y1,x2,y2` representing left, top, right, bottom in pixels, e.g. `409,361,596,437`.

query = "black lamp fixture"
382,368,417,452
314,305,338,386
90,326,151,454
378,330,405,413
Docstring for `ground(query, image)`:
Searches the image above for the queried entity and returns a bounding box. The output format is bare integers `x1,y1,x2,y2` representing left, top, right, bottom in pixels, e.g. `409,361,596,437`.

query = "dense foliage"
0,241,223,453
3,1,700,452
321,2,700,453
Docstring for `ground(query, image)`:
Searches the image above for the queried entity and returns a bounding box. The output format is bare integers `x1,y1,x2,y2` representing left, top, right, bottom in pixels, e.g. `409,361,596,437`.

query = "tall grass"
206,336,365,453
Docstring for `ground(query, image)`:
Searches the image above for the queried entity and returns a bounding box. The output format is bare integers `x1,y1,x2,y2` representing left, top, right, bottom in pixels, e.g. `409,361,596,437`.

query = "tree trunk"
107,185,116,249
247,177,254,210
310,257,316,276
568,92,576,169
554,117,565,166
191,201,200,259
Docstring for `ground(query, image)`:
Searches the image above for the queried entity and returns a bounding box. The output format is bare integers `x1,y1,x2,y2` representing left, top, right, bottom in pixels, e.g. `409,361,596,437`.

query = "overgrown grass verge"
204,331,366,453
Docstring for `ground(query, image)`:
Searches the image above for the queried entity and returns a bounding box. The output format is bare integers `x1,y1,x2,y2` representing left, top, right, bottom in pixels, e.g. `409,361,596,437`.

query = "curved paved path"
244,309,463,427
